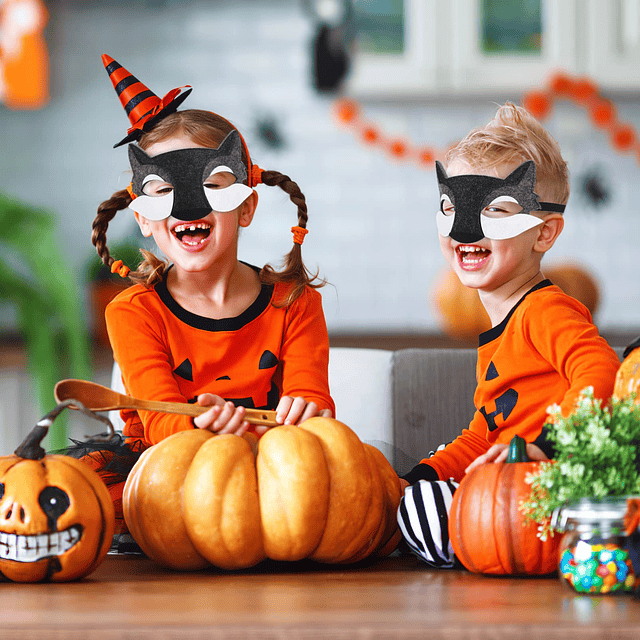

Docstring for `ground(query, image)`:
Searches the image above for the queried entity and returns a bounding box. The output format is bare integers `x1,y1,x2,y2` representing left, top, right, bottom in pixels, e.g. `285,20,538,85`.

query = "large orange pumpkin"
0,402,115,582
123,417,402,570
448,435,560,575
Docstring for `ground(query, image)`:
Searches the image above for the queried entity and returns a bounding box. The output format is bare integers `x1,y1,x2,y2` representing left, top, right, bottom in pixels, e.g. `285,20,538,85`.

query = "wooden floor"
4,552,640,639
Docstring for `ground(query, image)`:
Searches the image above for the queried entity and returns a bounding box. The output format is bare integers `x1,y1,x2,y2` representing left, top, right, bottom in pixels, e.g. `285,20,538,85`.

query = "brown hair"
446,103,570,206
91,109,324,306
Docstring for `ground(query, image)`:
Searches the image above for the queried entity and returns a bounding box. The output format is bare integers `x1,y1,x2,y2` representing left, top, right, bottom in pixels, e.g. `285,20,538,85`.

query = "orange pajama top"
105,268,335,450
421,280,620,483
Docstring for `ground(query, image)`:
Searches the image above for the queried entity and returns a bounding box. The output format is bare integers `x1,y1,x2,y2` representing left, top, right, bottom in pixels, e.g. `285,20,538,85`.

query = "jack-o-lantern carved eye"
0,483,4,500
38,486,70,531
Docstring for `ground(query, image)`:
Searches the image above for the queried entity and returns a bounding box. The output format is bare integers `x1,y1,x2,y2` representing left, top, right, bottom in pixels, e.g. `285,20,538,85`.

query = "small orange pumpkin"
448,435,560,575
0,402,115,582
123,417,402,570
613,347,640,400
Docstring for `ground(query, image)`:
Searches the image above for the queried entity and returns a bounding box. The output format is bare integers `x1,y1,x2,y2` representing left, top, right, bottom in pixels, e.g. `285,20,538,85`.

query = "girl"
89,56,334,531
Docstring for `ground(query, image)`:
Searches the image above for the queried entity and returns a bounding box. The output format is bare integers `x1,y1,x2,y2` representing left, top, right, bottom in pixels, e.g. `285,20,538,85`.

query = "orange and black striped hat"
102,54,192,148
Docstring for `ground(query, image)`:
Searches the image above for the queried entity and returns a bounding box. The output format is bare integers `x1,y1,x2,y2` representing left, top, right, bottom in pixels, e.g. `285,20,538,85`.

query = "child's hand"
192,393,251,435
465,442,548,475
275,396,333,426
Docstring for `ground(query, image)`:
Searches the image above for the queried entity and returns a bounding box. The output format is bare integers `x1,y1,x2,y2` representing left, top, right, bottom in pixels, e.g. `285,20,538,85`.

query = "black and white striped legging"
397,479,459,568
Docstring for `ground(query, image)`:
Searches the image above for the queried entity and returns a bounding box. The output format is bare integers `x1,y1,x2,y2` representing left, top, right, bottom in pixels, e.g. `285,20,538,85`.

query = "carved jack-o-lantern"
0,402,115,582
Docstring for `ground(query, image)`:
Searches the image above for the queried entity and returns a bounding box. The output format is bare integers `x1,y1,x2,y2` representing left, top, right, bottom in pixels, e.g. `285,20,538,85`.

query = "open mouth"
172,221,212,246
0,525,82,562
456,244,491,267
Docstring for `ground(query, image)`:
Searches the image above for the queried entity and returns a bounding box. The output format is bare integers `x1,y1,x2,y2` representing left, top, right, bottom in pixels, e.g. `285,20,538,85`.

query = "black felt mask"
127,130,252,222
435,160,564,243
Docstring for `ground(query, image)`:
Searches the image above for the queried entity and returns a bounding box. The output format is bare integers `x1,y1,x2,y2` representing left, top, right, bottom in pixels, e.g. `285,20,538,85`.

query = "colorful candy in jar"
559,541,637,593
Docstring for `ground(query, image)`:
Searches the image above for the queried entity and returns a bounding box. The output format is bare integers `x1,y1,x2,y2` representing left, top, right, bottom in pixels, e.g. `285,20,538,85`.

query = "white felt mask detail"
209,165,234,176
479,212,543,239
487,195,519,206
436,209,454,237
128,192,174,221
142,173,165,186
204,183,253,213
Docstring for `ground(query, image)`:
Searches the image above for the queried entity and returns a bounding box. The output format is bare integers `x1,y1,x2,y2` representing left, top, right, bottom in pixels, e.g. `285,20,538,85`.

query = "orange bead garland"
333,72,640,170
523,72,640,164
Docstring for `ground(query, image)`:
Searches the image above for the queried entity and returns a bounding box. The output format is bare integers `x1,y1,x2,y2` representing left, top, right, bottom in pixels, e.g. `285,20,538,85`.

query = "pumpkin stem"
14,399,116,460
505,435,529,463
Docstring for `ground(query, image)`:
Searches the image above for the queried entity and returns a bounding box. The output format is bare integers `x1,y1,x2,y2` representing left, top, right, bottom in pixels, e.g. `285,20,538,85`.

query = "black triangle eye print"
259,350,279,370
486,361,499,381
216,375,231,381
173,359,193,382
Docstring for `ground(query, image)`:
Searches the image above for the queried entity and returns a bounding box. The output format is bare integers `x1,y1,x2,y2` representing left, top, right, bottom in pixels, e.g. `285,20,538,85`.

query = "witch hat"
102,54,192,148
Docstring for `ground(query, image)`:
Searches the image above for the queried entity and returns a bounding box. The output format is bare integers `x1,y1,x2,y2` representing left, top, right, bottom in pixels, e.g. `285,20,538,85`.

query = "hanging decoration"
333,97,440,167
333,71,640,169
522,72,640,159
0,0,49,109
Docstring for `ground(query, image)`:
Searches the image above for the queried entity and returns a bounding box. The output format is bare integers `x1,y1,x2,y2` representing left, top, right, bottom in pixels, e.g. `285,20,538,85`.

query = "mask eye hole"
483,195,522,218
142,173,173,197
440,194,454,216
204,165,237,190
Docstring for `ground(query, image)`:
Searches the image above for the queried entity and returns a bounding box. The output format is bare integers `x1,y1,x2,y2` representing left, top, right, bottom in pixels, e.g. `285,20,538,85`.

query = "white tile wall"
1,0,640,340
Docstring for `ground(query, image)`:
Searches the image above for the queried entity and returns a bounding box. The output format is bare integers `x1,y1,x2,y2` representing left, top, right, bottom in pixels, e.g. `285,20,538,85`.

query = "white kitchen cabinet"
448,0,577,93
583,0,640,91
348,0,640,98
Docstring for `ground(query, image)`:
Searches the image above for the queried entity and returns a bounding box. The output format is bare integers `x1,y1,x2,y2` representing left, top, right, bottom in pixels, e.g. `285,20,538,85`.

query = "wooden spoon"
54,379,279,427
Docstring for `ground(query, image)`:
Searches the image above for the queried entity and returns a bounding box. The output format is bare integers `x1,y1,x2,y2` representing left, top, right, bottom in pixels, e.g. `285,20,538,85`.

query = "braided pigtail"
92,189,132,278
92,189,168,288
258,170,326,307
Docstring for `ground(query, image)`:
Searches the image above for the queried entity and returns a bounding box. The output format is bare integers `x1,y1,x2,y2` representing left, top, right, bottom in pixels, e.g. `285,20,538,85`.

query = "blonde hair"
446,103,569,206
91,110,324,306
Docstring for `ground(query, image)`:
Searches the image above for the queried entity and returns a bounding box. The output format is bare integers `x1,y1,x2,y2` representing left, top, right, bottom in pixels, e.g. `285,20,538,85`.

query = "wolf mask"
127,130,252,222
435,160,564,243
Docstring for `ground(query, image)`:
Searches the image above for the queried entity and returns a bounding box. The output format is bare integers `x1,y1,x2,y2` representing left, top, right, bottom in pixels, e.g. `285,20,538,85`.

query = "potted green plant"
0,192,92,450
521,388,640,537
520,388,640,594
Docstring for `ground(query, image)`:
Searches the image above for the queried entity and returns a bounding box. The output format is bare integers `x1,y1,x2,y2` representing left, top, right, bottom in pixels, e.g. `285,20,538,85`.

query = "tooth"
49,531,58,550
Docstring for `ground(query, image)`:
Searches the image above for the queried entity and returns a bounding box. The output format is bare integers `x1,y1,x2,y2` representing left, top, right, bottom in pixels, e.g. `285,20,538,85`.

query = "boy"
398,104,620,567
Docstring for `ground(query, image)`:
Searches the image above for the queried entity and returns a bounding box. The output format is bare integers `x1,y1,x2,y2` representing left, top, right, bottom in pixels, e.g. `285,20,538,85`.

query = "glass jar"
552,497,639,595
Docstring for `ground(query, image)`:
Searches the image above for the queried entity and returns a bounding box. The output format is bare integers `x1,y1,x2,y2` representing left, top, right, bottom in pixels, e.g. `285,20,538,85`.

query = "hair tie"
291,226,308,245
126,183,136,201
110,259,130,278
251,164,264,187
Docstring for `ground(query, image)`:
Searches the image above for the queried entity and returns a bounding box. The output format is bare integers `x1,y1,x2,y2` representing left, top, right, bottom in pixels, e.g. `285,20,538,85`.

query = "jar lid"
551,497,632,532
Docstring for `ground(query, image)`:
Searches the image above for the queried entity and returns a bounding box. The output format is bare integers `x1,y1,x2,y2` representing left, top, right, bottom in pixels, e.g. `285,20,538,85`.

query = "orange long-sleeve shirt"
105,270,335,450
414,280,620,483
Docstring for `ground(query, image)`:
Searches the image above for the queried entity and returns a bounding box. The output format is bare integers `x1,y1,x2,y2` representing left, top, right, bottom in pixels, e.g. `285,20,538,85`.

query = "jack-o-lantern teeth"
0,525,82,563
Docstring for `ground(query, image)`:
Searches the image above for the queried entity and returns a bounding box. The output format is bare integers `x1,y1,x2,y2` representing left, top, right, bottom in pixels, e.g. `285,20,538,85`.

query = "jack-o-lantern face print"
0,453,115,582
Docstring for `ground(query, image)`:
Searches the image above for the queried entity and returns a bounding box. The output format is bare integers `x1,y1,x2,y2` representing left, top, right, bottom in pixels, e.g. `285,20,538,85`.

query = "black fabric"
53,433,144,482
479,279,552,346
532,425,557,460
624,336,640,360
154,264,274,332
401,462,439,484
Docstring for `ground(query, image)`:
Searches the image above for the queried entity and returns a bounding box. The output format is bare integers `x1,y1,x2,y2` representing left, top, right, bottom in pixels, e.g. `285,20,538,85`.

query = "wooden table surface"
3,552,640,639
